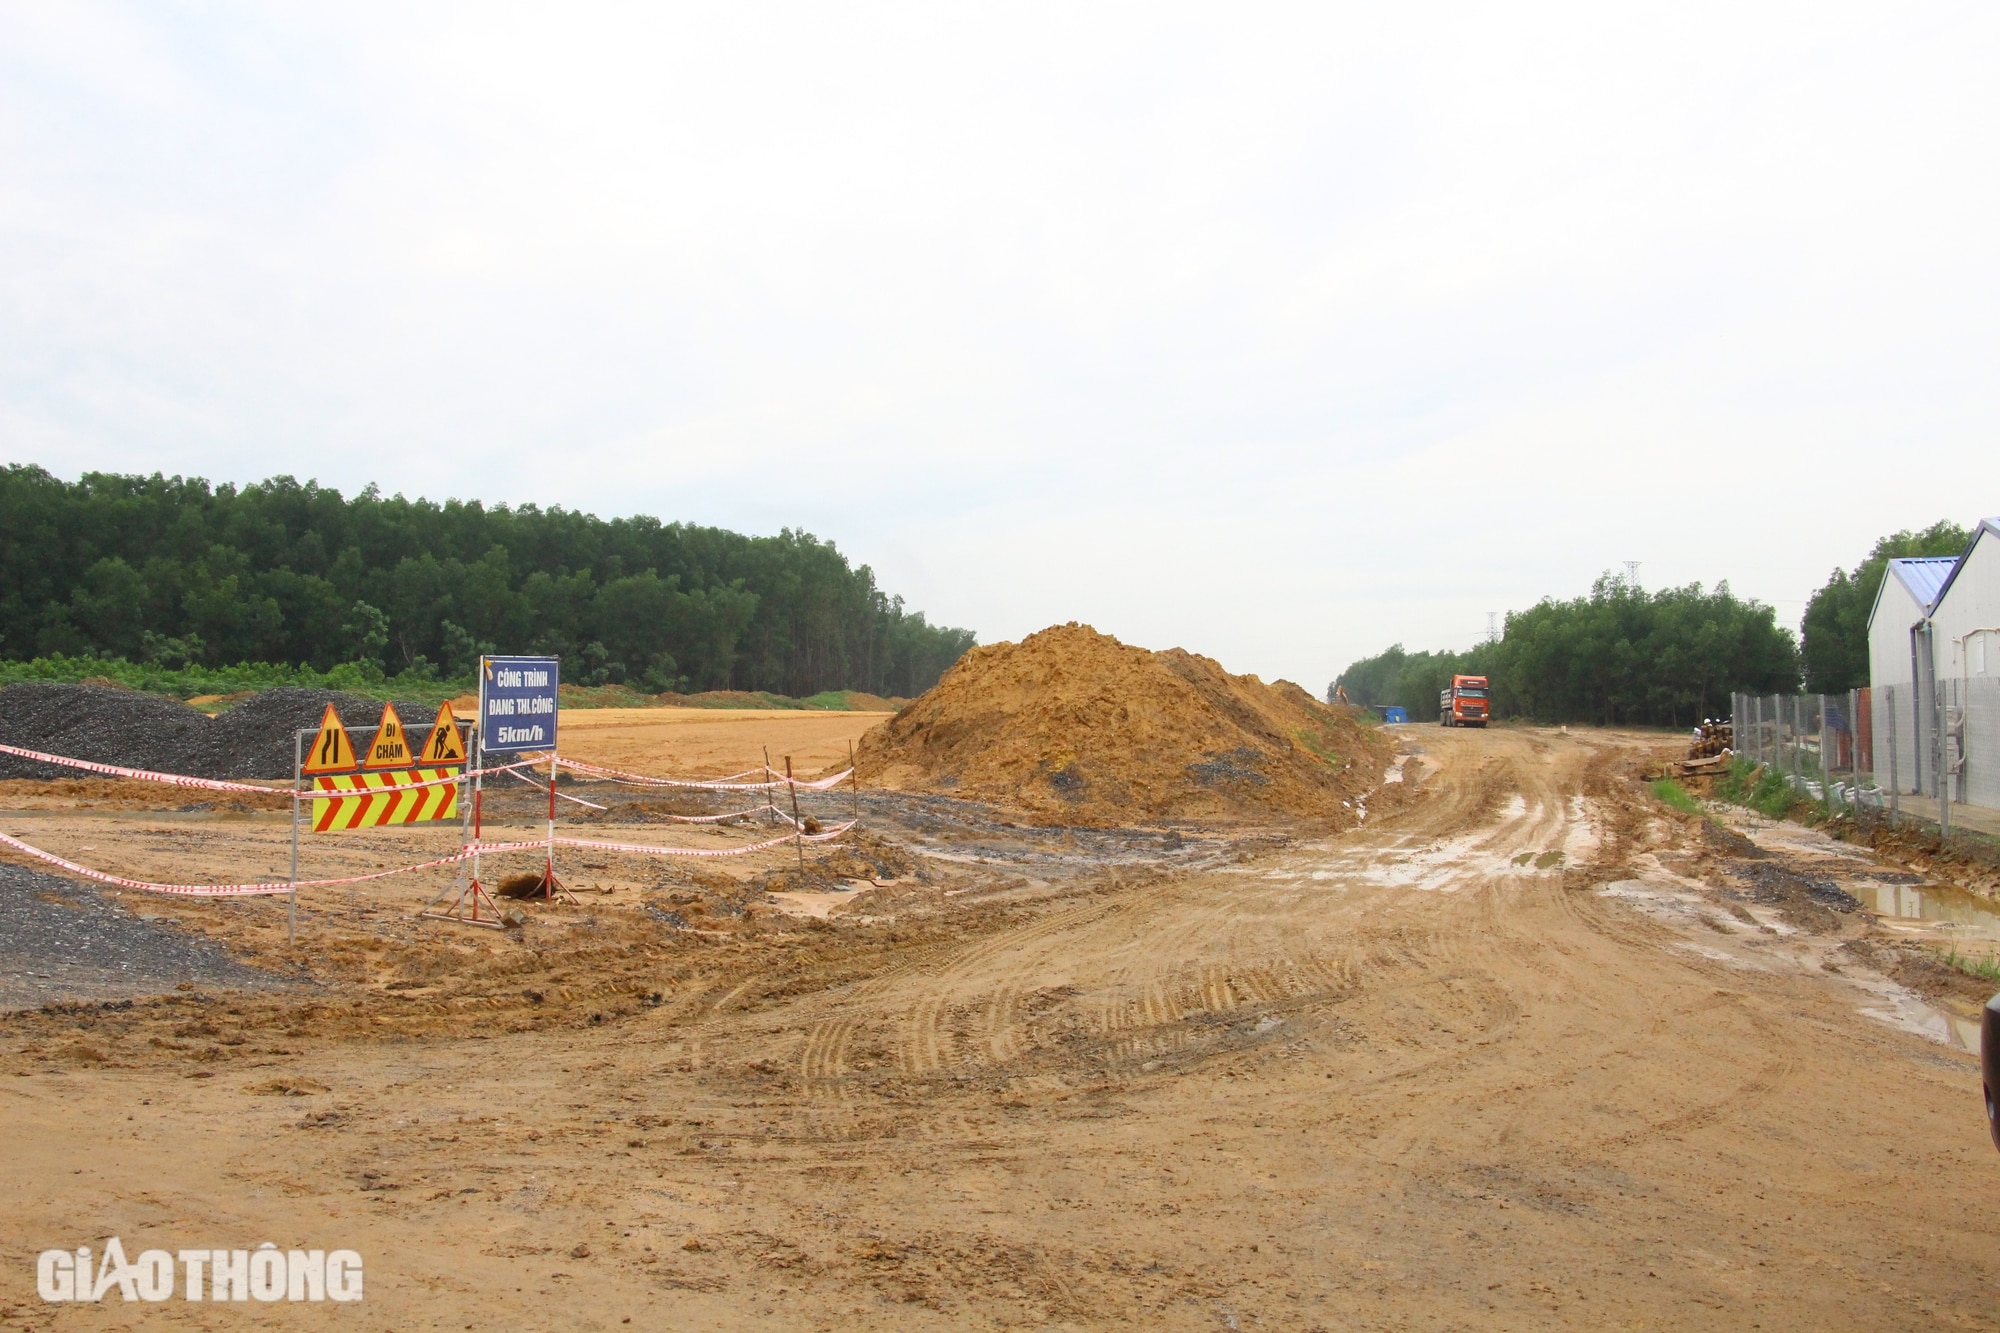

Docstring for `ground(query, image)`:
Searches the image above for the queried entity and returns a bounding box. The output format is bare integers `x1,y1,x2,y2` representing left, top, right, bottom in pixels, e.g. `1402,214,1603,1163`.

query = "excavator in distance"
1439,675,1490,727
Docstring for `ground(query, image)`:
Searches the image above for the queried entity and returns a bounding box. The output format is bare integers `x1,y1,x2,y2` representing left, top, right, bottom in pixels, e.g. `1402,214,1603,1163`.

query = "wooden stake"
787,755,804,873
289,728,301,947
849,739,859,822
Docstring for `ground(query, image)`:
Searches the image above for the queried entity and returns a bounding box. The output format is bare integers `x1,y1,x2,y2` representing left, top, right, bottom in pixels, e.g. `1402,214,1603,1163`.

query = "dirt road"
3,725,1996,1329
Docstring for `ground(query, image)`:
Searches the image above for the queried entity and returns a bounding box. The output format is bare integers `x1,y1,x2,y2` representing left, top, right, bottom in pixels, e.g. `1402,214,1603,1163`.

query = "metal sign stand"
534,745,576,903
419,719,503,928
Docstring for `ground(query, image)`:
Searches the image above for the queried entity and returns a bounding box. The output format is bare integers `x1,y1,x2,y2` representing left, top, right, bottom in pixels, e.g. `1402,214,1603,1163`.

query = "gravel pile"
0,683,213,780
205,688,441,779
0,683,439,781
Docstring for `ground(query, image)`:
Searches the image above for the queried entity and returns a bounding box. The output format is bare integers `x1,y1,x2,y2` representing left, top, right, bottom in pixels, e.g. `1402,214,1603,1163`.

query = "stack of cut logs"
1689,720,1733,759
1680,719,1734,774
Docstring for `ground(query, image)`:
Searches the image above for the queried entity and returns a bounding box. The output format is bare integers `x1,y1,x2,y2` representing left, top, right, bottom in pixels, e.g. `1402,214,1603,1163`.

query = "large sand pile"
856,623,1388,827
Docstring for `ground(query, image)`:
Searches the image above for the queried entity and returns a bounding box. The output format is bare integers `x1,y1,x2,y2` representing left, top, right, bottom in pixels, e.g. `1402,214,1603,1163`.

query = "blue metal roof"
1927,516,2000,612
1888,556,1958,613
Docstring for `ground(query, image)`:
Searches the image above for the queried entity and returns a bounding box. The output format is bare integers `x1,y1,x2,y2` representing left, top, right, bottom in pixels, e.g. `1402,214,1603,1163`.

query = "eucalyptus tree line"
0,465,974,697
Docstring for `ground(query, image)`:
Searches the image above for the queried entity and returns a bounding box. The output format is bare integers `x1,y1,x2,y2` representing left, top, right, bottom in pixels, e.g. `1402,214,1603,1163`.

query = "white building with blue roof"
1871,517,2000,810
1868,555,1955,796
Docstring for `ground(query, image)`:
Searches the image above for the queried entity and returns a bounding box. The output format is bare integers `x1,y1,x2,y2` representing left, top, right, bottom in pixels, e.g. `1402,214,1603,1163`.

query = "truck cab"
1439,675,1490,728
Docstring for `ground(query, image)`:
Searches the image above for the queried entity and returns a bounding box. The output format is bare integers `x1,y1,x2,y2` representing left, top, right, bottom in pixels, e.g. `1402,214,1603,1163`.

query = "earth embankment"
856,622,1388,826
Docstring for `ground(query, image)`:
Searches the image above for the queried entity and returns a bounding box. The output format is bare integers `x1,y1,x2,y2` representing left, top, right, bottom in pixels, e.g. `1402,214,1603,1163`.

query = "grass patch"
1714,756,1814,821
1649,777,1702,815
1745,766,1805,820
0,652,904,714
1292,727,1344,768
0,652,464,706
1714,756,1756,804
1937,948,2000,986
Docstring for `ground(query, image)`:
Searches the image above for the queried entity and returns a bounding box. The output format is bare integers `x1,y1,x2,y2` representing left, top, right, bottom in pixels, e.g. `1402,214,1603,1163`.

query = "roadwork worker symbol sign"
363,703,413,769
418,702,466,766
301,704,356,776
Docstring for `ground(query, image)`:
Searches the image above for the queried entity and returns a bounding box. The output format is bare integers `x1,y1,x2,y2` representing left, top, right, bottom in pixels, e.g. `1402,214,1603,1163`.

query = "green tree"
0,464,975,695
1800,521,1969,692
1337,573,1797,726
66,558,149,658
342,601,390,668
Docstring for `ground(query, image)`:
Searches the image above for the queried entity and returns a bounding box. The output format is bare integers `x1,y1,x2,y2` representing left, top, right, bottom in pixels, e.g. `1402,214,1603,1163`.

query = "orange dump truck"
1438,675,1490,727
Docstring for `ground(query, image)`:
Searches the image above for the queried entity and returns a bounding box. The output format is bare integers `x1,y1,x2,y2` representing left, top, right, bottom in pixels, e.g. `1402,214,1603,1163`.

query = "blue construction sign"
479,656,560,754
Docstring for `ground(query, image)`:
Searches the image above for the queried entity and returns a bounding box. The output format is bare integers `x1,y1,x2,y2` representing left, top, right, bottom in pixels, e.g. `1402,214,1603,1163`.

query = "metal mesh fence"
1732,677,2000,834
1730,690,1855,803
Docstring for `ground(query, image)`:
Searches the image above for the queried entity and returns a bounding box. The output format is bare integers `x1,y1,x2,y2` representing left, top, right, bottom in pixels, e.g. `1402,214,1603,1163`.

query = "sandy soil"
2,725,1998,1330
559,708,892,780
858,623,1385,827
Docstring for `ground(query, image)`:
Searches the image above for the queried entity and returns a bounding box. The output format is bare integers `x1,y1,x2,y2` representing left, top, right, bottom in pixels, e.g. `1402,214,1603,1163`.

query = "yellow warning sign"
417,701,466,766
301,704,357,776
363,702,414,769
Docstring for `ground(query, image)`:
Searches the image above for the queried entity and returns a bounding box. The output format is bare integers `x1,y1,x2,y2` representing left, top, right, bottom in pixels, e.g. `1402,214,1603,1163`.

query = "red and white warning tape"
555,756,856,792
635,803,790,825
551,821,856,859
0,742,854,799
0,744,282,796
501,764,608,810
0,830,492,897
0,743,534,798
0,742,860,895
0,819,857,897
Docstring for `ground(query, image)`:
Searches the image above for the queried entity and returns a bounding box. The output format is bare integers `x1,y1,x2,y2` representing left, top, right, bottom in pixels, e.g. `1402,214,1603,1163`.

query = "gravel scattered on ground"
0,684,439,781
0,862,290,1010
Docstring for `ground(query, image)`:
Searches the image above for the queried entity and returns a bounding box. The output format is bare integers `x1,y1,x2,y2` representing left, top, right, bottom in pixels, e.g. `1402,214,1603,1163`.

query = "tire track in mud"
960,728,1584,1080
1337,732,1806,1181
878,732,1595,1093
788,894,1135,1095
734,729,1632,1161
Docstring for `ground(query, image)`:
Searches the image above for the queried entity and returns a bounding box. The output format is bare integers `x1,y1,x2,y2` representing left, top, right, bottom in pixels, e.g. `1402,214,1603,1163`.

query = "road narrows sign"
301,704,357,776
364,703,413,769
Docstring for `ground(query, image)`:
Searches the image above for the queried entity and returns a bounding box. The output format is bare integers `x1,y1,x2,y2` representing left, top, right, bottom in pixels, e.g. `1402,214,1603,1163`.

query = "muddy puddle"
1711,812,1996,1054
1851,973,1986,1054
1847,875,2000,942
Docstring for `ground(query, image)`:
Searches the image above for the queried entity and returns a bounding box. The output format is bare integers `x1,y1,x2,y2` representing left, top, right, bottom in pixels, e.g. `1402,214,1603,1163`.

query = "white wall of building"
1931,521,2000,809
1868,565,1930,795
1933,523,2000,681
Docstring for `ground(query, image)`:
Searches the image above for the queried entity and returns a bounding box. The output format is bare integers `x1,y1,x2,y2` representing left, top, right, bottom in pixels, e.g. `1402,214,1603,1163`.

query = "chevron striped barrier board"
312,768,461,832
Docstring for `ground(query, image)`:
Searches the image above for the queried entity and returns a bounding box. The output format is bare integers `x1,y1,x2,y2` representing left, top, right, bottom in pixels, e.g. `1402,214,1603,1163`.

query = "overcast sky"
3,3,1995,688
